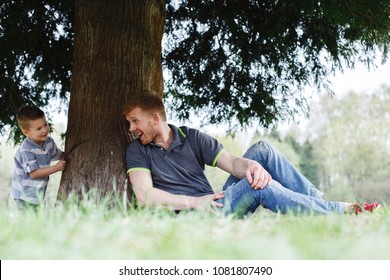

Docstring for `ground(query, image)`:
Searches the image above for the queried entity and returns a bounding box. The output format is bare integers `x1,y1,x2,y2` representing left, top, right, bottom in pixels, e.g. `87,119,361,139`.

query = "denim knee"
243,140,272,160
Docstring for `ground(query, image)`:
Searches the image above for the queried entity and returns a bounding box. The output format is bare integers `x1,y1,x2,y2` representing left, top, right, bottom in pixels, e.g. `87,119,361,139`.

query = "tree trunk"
58,0,165,201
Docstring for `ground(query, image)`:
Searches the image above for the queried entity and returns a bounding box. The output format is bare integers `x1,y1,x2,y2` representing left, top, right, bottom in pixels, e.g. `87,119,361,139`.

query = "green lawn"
1,196,389,260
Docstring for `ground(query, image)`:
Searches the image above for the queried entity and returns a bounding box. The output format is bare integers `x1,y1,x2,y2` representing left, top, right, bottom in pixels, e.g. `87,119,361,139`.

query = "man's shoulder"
126,138,147,153
176,125,201,138
180,126,216,143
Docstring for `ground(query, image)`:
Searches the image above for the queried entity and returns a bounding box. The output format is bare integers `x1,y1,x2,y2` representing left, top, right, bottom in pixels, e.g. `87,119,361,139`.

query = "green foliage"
164,0,390,130
298,141,321,187
2,0,390,143
0,0,73,143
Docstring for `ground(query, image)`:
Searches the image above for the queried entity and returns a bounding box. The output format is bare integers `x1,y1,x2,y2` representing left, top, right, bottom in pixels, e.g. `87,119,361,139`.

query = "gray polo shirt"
126,125,224,197
12,136,62,204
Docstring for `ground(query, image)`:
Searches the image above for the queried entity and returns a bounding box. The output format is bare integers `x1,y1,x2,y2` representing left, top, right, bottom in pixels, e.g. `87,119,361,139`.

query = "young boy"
11,105,66,212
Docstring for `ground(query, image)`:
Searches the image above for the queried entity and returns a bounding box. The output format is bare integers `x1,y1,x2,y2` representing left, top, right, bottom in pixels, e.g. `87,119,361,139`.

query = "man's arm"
216,150,272,190
128,169,224,210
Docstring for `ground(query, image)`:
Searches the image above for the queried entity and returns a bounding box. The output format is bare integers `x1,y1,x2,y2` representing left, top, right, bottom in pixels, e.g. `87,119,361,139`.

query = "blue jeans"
215,141,345,217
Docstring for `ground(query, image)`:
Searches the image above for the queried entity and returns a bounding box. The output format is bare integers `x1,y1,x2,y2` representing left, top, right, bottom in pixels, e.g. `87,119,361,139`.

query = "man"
124,90,381,217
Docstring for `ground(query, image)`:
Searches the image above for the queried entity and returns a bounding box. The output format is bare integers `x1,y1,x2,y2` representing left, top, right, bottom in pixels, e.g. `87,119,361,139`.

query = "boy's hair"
122,90,167,121
16,105,45,130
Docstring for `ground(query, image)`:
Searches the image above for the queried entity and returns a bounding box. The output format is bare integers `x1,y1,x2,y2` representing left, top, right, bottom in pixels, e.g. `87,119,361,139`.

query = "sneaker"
350,202,382,215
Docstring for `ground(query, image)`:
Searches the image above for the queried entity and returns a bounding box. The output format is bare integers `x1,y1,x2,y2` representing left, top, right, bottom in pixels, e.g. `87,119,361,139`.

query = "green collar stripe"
177,127,187,138
212,149,225,167
127,167,151,174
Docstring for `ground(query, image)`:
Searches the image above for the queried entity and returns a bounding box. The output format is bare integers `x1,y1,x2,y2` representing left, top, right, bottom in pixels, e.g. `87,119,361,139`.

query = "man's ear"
152,112,160,123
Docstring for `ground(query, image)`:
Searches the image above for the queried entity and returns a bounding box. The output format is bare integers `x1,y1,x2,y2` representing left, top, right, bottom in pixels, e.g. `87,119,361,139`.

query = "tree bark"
58,0,165,201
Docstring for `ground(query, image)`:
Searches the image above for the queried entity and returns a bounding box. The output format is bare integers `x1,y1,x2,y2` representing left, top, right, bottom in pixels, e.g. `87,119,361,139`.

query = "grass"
1,192,389,260
2,131,390,260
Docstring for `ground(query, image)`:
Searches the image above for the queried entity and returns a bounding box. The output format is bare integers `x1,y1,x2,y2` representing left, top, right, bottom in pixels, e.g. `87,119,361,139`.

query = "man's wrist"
188,196,199,209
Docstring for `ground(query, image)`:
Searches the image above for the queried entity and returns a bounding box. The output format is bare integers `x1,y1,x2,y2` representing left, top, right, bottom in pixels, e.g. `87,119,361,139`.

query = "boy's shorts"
14,199,39,213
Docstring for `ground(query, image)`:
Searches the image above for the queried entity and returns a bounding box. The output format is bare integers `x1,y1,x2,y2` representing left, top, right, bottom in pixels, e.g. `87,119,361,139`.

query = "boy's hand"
55,160,67,172
29,160,67,179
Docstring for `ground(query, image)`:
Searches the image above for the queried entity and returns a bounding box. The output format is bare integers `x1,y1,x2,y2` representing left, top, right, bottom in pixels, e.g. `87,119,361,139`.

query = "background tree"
1,0,390,200
164,0,390,128
305,87,390,200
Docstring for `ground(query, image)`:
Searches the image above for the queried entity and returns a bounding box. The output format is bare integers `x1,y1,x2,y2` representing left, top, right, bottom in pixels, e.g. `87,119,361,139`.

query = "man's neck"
153,123,173,150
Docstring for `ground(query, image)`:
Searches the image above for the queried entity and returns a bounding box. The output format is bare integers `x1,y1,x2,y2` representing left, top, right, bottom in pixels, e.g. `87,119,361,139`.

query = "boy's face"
22,116,49,146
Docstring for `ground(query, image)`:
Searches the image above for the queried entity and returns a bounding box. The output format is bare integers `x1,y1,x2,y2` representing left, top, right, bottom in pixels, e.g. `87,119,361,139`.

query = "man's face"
22,116,49,146
126,108,157,145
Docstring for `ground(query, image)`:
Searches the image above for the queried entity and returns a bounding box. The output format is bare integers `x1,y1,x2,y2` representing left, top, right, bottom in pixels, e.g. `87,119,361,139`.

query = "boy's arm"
29,160,66,179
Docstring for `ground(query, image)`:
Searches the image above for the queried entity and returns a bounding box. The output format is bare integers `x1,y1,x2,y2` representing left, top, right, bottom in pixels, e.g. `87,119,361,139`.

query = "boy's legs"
14,199,39,213
222,140,324,198
217,178,345,218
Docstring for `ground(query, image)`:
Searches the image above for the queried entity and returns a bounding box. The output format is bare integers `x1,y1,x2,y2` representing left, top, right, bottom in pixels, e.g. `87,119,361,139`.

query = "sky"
328,60,390,95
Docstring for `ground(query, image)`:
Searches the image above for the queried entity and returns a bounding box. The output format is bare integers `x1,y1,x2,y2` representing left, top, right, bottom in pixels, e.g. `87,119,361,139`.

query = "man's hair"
16,105,45,130
122,90,167,121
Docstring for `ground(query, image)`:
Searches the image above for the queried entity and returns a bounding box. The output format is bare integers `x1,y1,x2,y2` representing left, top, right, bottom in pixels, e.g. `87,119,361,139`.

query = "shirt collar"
148,124,185,151
26,137,48,149
168,124,186,151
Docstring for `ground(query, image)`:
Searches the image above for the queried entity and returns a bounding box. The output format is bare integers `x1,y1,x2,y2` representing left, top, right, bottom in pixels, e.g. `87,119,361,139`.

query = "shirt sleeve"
189,128,224,167
125,140,151,173
19,149,39,173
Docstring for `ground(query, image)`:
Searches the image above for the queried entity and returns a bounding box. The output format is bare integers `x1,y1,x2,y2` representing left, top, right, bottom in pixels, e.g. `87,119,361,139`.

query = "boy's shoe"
350,202,382,215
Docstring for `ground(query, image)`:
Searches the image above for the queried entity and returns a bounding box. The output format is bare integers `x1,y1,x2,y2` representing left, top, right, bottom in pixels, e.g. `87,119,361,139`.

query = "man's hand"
192,191,225,210
245,160,272,190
